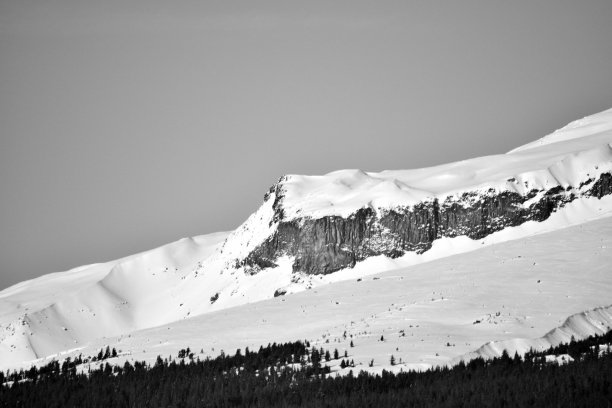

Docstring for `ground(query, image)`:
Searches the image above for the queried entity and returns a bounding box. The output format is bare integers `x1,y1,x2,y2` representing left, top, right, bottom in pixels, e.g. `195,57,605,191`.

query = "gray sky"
1,0,611,290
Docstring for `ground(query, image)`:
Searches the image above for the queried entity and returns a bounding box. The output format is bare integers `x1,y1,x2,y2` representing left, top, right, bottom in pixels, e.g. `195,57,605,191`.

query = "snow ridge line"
456,304,612,364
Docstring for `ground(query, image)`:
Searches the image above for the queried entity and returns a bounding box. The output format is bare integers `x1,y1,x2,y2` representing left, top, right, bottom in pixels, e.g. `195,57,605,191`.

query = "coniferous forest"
1,332,611,408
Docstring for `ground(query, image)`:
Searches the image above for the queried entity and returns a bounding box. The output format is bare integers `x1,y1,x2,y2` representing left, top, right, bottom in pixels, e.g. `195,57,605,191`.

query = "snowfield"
4,213,611,375
1,107,612,373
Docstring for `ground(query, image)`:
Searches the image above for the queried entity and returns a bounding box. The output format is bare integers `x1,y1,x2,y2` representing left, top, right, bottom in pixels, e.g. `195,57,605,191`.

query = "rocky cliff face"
241,172,612,275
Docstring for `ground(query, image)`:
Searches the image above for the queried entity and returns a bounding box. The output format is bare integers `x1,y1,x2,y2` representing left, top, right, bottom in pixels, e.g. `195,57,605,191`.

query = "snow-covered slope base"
5,214,611,374
0,232,230,366
1,107,612,371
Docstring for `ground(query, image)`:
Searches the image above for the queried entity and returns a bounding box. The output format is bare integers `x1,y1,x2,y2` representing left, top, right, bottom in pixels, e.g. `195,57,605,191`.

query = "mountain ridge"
218,107,612,275
2,107,612,370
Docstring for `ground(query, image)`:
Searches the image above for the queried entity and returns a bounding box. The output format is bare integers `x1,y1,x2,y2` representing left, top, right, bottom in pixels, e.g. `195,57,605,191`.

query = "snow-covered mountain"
2,107,612,371
226,108,612,276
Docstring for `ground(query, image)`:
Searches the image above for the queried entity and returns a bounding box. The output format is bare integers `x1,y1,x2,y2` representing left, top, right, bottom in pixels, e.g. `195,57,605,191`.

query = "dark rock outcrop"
242,172,612,276
273,288,287,297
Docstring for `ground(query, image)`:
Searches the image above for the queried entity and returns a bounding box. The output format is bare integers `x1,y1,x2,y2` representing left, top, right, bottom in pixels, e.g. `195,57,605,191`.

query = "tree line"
1,331,611,407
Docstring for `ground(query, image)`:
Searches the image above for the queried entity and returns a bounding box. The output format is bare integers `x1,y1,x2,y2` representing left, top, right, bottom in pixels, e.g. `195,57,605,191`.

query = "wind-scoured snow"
1,107,612,371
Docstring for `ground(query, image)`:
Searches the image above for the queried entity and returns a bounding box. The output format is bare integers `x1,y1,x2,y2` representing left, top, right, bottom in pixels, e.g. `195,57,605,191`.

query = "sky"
1,0,611,290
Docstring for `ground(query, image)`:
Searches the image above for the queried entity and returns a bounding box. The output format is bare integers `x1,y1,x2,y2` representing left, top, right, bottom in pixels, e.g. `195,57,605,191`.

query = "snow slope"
274,108,612,220
510,108,612,153
6,214,611,375
0,232,230,365
1,107,612,371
